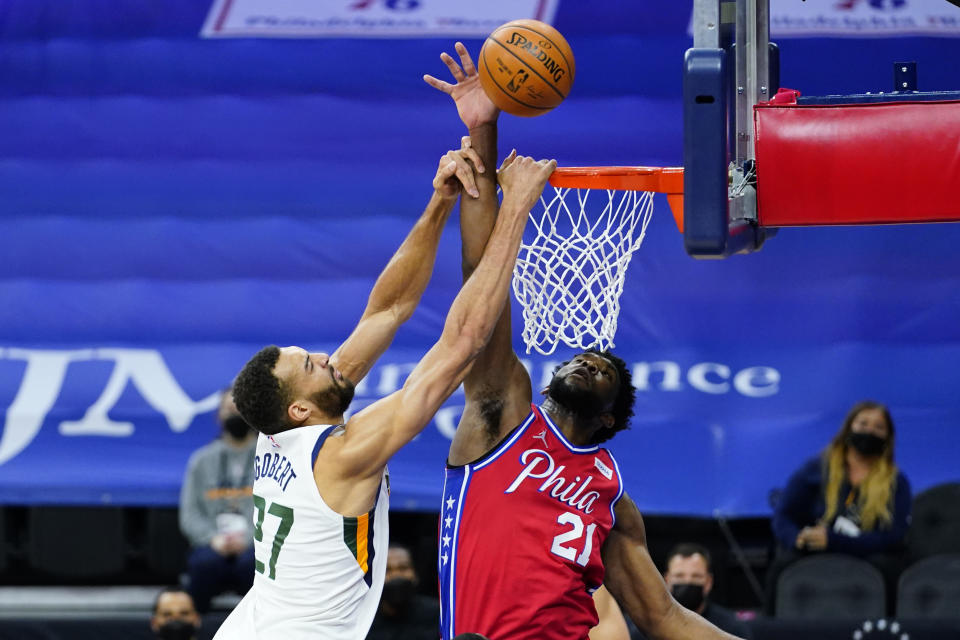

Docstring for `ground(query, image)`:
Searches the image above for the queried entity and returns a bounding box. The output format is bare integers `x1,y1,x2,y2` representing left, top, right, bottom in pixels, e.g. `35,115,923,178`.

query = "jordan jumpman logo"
532,429,549,448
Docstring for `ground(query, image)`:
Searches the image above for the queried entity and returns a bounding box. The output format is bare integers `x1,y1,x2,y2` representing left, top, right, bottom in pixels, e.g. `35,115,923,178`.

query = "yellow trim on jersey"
355,512,369,573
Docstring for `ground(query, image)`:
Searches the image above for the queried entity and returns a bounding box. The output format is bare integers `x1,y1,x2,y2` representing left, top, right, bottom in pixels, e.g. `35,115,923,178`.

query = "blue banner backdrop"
0,0,958,514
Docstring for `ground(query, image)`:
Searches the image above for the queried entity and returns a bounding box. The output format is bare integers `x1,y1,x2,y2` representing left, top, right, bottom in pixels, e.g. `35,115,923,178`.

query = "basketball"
478,19,575,118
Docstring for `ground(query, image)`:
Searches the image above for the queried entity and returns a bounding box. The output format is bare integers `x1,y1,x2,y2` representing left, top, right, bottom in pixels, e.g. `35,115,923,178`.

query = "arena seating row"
905,483,960,561
773,483,960,620
0,613,958,640
1,483,957,621
0,506,188,584
776,553,960,620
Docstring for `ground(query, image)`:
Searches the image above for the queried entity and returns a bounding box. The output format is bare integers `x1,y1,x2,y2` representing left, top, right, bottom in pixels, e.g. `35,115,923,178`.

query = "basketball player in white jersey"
213,145,557,639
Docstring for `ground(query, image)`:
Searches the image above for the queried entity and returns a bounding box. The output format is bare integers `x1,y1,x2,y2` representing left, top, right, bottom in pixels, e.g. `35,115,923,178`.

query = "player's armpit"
451,349,532,465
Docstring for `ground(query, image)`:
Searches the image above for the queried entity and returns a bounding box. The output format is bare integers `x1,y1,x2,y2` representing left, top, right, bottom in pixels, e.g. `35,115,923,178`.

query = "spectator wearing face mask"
366,544,440,640
179,387,258,613
766,400,912,614
624,544,750,640
151,587,202,640
663,545,752,639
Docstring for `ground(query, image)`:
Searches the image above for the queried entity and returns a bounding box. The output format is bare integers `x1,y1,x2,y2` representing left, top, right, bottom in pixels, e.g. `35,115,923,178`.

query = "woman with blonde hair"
766,401,912,613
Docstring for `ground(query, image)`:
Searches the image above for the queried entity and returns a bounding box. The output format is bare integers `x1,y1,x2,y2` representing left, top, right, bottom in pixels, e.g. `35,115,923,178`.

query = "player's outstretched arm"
333,156,556,479
330,146,483,385
602,494,745,640
426,44,532,463
450,149,533,465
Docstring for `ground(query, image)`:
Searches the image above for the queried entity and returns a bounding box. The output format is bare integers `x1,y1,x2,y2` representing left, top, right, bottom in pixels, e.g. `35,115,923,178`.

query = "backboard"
683,0,960,258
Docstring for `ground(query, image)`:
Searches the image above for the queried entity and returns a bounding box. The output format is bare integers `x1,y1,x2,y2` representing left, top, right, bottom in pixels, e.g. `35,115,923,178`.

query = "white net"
511,184,655,355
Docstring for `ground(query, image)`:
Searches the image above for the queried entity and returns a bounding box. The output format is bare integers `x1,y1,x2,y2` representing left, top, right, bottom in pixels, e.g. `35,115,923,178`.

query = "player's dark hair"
587,349,635,444
233,345,291,435
152,586,193,615
665,543,713,573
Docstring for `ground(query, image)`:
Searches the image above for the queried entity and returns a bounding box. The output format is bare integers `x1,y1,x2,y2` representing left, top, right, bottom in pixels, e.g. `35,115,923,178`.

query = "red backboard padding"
755,98,960,226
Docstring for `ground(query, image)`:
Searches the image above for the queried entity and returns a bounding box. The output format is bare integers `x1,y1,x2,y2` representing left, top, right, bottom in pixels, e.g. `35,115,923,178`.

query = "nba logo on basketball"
507,69,530,93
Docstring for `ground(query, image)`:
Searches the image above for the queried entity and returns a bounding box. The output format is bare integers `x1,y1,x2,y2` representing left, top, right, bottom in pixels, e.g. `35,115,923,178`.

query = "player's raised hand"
423,41,500,130
498,154,557,215
433,140,485,200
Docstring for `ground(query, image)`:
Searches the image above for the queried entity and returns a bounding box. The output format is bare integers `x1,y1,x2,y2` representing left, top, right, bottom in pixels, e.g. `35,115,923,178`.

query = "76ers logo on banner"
203,0,562,39
349,0,420,10
835,0,906,9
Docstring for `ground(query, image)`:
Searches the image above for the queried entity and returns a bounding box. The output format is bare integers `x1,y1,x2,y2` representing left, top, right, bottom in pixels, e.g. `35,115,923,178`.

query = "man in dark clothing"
627,543,753,640
660,544,752,640
366,544,440,640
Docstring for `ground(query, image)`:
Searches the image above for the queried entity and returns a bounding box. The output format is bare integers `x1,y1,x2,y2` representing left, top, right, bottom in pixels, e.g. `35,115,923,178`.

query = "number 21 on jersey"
550,511,596,566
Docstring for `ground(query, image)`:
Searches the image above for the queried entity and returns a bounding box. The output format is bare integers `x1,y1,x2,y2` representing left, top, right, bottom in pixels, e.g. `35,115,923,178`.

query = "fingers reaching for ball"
424,42,499,130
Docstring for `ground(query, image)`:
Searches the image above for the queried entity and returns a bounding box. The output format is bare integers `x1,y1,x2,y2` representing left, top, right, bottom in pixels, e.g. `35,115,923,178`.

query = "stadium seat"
26,507,126,579
775,554,886,620
144,507,189,581
906,483,960,561
897,553,960,620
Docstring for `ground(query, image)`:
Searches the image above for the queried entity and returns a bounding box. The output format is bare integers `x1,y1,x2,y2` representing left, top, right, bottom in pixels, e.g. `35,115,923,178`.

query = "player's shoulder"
590,445,622,479
596,444,622,468
610,490,645,538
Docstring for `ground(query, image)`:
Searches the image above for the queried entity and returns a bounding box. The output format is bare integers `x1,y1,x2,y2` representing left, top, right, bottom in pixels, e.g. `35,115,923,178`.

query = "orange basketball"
478,19,575,118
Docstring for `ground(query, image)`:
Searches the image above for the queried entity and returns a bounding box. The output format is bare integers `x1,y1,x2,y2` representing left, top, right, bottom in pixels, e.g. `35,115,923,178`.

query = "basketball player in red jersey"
426,45,744,640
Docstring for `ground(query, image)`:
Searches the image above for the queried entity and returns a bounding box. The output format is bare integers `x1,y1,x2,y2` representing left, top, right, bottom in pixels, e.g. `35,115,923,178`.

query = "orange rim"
549,166,683,192
548,166,685,232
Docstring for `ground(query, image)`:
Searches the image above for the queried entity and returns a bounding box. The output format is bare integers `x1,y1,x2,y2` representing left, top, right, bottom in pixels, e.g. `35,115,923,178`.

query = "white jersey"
214,424,389,640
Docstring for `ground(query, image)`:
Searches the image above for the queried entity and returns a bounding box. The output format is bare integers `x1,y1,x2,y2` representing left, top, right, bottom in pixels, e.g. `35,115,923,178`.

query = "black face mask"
381,577,416,610
156,620,197,640
671,583,705,611
847,432,886,457
223,415,251,440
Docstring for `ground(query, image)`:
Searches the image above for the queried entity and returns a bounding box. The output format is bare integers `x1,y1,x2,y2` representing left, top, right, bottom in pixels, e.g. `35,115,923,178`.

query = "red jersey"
438,405,624,640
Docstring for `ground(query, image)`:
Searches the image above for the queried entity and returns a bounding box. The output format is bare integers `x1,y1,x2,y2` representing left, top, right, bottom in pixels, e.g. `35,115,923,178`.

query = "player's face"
150,591,200,633
548,352,619,416
849,408,889,439
275,346,356,417
664,554,712,594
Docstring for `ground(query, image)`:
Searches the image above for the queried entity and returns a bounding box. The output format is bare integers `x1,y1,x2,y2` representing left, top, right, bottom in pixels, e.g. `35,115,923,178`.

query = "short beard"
311,378,355,417
548,374,605,419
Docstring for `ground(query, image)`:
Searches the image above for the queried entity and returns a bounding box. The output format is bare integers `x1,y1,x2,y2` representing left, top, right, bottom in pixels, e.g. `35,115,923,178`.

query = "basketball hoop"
511,166,683,355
